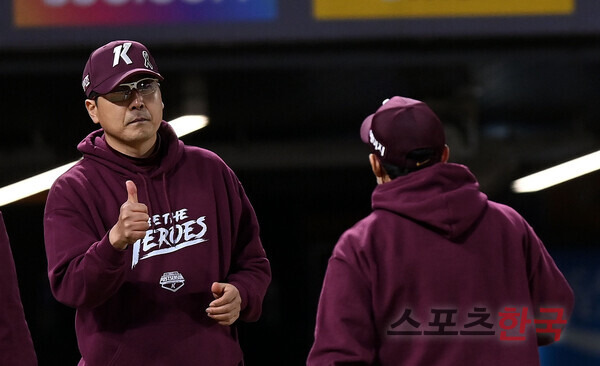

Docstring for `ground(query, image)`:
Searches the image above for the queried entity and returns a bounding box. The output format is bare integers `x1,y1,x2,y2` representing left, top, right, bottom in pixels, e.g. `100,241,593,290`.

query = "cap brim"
360,114,374,143
92,68,164,96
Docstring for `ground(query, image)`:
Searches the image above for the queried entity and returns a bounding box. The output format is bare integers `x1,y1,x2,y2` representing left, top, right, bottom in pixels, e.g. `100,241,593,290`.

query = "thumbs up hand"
109,180,150,251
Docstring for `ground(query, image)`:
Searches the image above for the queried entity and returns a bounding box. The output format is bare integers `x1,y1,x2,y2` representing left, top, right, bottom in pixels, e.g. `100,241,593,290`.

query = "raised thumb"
126,180,138,203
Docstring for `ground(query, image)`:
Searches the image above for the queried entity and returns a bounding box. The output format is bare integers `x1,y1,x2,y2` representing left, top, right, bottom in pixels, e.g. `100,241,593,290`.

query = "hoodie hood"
77,121,184,178
372,163,487,239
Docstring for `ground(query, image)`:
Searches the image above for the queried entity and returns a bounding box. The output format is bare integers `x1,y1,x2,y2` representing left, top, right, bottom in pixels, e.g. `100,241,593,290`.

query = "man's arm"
307,249,377,365
524,222,575,346
43,179,137,309
223,174,271,323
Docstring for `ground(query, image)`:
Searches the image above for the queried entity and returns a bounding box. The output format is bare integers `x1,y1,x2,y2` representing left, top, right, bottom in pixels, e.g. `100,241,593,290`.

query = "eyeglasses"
102,78,160,103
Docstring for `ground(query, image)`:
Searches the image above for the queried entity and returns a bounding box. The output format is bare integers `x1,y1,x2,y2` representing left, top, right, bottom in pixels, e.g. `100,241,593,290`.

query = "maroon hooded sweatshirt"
308,163,574,366
44,122,271,366
0,212,37,366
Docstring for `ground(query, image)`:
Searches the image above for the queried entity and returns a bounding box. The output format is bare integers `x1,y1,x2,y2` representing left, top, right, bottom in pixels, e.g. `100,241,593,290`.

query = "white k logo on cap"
112,42,133,67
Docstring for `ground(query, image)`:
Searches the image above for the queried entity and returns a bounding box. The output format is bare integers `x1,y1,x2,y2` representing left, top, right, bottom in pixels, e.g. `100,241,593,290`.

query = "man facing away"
307,96,574,365
43,40,271,366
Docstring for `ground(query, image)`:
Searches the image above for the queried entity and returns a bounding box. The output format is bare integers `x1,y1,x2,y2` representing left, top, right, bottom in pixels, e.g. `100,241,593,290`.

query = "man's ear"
369,154,392,184
85,99,101,125
441,144,450,163
369,154,386,178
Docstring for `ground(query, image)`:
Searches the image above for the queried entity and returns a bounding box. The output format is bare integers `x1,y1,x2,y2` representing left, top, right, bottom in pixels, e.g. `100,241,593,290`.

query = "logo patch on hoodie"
160,271,185,292
131,208,208,268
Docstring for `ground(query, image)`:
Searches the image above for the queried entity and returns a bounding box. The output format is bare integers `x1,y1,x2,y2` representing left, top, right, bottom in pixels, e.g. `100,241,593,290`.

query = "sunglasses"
102,78,160,103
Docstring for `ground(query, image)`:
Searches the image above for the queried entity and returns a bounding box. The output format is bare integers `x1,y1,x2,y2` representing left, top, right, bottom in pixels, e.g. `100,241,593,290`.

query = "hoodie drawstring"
161,172,176,235
134,173,176,244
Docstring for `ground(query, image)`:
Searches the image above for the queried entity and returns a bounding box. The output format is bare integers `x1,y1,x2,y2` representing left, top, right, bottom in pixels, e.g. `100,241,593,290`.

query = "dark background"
1,1,600,365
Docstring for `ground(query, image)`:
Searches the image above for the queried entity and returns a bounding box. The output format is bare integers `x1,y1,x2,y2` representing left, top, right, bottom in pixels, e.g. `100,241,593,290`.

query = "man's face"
85,74,164,157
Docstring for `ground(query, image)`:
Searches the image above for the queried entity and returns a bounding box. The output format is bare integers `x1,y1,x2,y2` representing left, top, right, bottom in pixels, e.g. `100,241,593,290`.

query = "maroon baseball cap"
82,40,163,98
360,96,445,170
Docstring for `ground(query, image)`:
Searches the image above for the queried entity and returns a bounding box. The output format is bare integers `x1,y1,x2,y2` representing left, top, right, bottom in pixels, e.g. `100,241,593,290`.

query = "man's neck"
104,134,158,158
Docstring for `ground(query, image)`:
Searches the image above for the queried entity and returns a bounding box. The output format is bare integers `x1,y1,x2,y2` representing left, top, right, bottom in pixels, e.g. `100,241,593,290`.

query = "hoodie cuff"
92,234,127,268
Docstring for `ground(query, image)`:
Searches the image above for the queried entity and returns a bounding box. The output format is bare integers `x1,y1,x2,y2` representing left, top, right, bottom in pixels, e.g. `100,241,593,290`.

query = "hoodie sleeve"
44,177,129,309
522,220,574,346
224,171,271,323
307,232,377,365
0,212,38,366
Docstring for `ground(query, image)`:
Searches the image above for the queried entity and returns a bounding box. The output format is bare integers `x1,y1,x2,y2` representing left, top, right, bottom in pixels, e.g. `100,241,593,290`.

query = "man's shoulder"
45,160,98,212
486,200,526,224
52,159,90,187
336,213,381,248
183,145,229,167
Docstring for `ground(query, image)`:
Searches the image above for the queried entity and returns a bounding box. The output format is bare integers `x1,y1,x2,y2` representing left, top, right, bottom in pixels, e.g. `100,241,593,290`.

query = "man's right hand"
109,180,150,250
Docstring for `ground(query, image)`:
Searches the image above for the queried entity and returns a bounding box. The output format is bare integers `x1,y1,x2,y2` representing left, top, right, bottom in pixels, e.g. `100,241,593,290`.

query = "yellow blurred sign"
314,0,575,20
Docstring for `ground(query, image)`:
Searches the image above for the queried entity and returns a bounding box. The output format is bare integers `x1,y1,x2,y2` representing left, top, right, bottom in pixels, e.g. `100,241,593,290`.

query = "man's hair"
380,148,441,179
88,91,100,101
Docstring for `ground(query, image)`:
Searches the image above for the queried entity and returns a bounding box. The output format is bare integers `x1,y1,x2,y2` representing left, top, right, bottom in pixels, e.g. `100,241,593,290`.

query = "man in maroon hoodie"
43,40,271,366
0,211,38,366
307,96,574,365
